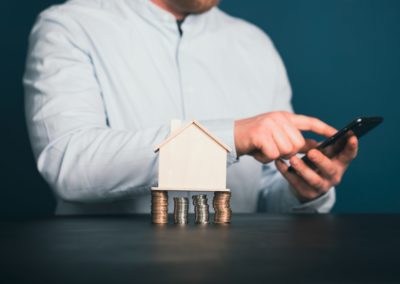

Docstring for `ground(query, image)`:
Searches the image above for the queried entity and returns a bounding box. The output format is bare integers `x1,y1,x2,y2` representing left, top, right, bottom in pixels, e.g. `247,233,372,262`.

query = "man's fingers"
253,134,280,163
282,123,307,152
253,152,270,164
307,149,339,183
275,159,321,201
288,114,337,138
335,135,358,164
298,139,318,153
271,126,295,158
289,156,330,192
271,113,306,154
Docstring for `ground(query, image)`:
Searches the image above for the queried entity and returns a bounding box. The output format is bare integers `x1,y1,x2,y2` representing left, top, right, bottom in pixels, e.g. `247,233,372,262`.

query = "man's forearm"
35,125,170,202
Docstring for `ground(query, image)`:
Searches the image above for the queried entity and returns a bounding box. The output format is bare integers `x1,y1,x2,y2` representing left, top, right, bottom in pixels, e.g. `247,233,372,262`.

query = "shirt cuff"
198,118,238,165
291,187,336,213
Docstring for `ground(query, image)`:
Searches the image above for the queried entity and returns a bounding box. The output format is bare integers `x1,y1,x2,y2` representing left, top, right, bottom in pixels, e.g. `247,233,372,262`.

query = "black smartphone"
288,116,384,173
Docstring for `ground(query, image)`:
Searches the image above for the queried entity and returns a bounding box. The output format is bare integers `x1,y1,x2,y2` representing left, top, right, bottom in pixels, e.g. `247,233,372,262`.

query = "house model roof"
154,120,232,153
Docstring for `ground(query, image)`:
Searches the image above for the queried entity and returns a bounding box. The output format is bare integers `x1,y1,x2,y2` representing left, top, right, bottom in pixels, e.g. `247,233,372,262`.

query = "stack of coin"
151,190,168,224
192,194,210,224
173,197,189,224
213,191,232,224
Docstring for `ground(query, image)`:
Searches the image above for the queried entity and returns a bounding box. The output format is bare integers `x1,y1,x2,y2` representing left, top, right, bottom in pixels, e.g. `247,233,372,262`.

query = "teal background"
0,0,399,215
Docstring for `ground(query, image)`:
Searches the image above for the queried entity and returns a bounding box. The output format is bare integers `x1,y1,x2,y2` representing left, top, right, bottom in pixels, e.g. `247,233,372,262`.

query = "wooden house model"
152,120,231,192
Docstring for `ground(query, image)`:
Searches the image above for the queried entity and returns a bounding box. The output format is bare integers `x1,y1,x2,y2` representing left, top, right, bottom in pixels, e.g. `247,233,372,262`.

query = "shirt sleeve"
23,11,175,203
256,31,336,213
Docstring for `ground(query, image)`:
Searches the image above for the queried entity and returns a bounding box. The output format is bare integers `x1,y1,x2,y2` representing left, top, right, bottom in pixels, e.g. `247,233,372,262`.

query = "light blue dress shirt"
24,0,335,214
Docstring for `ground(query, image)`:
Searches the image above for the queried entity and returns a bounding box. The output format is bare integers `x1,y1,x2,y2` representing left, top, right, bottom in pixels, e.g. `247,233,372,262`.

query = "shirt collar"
125,0,216,37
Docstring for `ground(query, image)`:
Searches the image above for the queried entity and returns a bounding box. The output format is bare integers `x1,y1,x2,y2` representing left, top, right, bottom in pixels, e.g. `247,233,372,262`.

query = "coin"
213,191,232,224
151,190,169,224
192,195,210,224
173,197,189,225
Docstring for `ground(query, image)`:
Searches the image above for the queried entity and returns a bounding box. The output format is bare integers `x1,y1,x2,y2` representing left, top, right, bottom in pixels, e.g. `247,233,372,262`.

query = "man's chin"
168,0,220,15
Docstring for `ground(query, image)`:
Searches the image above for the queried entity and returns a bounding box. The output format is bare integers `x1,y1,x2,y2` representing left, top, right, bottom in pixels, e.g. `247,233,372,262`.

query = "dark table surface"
1,214,399,284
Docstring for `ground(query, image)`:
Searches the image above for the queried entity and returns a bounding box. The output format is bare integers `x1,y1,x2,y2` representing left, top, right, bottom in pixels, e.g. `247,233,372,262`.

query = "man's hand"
234,111,358,203
234,111,336,163
275,136,358,202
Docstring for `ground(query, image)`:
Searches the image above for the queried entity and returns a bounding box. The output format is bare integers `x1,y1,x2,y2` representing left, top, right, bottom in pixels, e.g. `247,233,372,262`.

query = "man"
24,0,358,215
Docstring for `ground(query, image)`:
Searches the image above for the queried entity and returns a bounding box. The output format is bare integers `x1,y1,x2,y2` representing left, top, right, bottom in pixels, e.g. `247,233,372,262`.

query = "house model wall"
152,120,231,192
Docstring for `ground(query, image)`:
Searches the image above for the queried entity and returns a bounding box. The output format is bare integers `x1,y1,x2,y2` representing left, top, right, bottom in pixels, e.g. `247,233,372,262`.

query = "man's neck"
150,0,187,20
